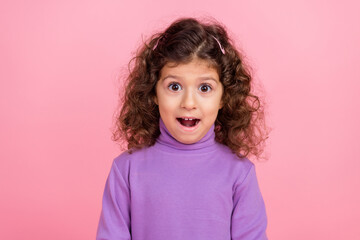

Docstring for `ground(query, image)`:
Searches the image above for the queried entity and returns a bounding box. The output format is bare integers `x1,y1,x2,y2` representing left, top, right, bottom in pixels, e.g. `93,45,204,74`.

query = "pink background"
1,0,359,239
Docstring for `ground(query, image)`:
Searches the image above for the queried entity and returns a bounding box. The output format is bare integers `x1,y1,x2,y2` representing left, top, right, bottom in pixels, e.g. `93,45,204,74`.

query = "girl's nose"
180,90,196,110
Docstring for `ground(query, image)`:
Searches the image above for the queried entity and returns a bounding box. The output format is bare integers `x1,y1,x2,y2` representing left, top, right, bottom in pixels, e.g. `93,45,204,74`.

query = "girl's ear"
153,95,158,105
219,99,224,109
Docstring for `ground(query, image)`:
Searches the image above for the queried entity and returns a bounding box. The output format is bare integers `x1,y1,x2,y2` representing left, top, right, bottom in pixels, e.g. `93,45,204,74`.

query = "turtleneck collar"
154,117,217,154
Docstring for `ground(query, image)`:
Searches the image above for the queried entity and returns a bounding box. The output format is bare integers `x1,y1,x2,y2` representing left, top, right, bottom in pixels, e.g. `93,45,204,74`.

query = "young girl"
97,17,269,240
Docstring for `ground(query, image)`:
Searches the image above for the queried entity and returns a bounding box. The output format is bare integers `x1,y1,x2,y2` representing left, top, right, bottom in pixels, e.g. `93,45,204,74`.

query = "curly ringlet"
112,17,269,160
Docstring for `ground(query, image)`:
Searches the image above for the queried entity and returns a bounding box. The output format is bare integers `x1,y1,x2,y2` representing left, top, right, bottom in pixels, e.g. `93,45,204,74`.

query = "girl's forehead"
160,58,220,78
164,57,217,68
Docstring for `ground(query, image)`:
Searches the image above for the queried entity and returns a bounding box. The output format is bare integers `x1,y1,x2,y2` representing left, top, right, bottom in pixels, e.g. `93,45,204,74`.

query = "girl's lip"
177,116,200,120
176,118,200,132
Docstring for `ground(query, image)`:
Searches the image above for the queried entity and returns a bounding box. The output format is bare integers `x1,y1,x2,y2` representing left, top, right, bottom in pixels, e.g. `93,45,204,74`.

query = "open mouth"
176,118,200,127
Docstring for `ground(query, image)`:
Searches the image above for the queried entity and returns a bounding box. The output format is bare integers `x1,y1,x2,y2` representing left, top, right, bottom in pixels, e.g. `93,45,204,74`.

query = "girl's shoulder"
113,147,141,163
216,142,254,165
112,146,151,168
109,147,149,182
216,142,255,176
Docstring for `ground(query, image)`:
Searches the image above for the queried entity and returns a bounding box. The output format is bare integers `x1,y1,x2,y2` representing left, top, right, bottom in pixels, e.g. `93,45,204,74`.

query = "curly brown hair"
112,17,269,160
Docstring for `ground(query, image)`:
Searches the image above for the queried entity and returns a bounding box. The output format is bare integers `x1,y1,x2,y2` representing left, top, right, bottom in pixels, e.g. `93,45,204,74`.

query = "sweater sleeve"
231,164,268,240
96,158,131,240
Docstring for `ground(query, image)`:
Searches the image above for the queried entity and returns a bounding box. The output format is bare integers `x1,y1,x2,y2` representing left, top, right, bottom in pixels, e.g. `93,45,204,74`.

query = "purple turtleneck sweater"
96,118,268,240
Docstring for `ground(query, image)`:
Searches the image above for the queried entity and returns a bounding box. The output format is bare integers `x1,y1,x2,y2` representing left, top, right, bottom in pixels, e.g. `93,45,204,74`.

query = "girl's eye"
168,83,182,92
199,84,212,93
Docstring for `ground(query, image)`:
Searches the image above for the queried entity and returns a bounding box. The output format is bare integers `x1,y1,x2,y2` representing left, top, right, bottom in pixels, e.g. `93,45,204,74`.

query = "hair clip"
153,34,225,55
211,35,225,55
153,36,161,51
152,35,163,50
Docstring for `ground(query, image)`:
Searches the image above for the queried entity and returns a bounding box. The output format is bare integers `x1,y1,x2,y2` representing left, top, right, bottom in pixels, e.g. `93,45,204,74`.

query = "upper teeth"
183,118,194,120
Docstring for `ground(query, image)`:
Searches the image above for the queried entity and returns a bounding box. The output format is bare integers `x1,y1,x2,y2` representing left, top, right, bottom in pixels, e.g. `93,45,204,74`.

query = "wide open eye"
168,82,182,92
199,84,212,93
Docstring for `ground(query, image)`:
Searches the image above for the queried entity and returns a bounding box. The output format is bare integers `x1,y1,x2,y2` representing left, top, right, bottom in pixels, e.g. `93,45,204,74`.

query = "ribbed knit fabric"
96,117,268,240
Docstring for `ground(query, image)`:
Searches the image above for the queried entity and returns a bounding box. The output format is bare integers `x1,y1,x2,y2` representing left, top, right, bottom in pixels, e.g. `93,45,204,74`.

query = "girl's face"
154,58,223,144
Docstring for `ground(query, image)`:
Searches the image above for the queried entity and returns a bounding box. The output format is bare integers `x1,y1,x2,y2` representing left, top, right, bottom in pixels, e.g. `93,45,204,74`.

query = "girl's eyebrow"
162,74,219,83
161,75,180,81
